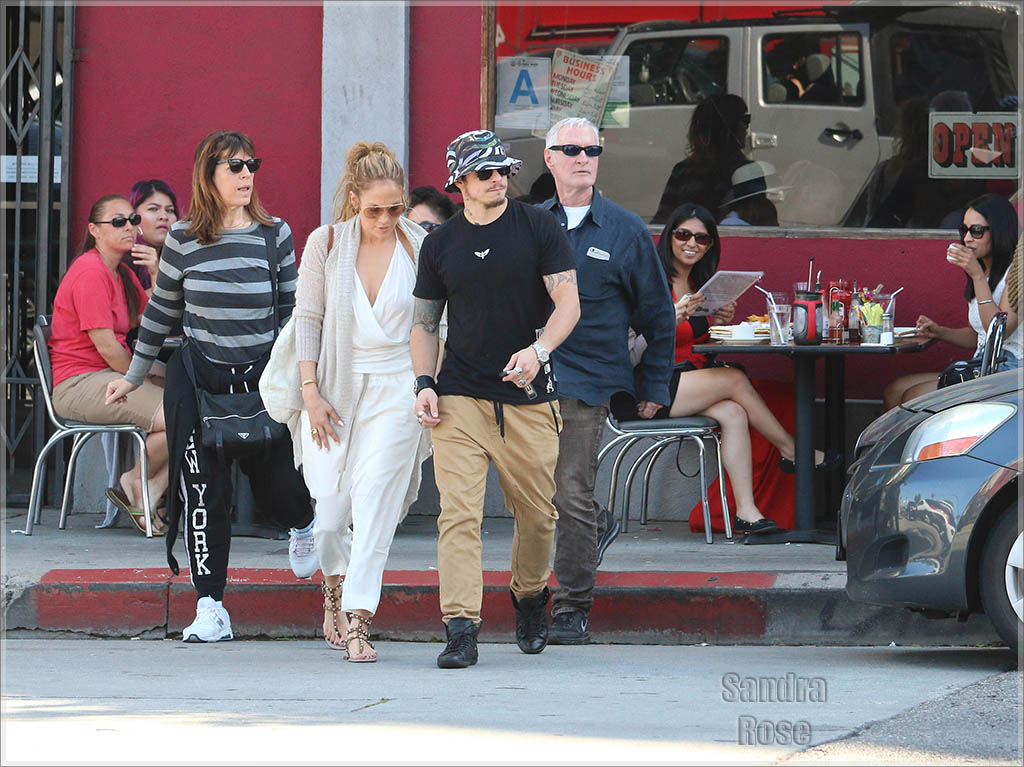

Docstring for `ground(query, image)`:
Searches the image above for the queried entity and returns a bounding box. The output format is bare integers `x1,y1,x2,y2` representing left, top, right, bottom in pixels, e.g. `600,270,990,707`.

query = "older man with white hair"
537,117,675,644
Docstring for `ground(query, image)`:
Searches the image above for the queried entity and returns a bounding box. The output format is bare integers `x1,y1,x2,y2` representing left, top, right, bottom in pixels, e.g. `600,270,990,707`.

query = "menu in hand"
690,271,764,316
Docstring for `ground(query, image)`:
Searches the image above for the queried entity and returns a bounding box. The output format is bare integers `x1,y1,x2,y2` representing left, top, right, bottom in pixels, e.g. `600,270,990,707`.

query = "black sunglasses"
216,158,262,174
417,220,442,232
92,213,142,228
474,166,512,182
549,144,603,157
958,224,990,239
672,228,714,247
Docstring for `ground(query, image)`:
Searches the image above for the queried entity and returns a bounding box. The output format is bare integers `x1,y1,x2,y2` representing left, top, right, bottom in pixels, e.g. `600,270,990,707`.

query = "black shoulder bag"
182,224,290,463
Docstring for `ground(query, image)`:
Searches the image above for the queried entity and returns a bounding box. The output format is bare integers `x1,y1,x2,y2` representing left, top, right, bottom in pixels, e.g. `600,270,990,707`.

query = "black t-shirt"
414,198,574,404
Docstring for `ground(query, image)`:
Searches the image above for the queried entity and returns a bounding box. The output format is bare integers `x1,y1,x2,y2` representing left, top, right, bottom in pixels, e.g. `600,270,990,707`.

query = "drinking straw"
884,286,904,315
807,256,814,287
754,284,786,342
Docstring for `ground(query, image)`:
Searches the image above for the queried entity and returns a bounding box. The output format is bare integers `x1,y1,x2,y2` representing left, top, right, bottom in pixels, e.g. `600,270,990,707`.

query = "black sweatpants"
164,344,313,602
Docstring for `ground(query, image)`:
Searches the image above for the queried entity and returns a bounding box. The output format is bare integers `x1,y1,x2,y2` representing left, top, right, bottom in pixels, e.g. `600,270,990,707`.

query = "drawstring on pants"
492,401,506,440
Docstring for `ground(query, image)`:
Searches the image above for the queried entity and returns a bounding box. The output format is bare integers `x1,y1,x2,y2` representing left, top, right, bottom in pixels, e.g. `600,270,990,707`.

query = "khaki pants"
431,395,561,623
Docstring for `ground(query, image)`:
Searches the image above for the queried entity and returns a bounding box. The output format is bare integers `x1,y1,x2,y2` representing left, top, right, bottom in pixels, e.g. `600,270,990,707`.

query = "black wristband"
414,375,437,395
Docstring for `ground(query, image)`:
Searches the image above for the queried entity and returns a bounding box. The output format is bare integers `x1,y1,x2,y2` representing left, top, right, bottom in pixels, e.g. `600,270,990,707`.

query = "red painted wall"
71,4,323,258
408,3,481,193
710,234,976,399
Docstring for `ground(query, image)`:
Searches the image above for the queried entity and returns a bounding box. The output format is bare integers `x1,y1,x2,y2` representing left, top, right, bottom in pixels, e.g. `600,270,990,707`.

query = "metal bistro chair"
18,315,155,537
598,414,732,544
979,312,1008,376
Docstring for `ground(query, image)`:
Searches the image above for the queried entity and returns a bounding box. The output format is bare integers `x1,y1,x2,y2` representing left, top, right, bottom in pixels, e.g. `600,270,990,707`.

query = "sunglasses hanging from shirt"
216,158,263,174
549,144,603,157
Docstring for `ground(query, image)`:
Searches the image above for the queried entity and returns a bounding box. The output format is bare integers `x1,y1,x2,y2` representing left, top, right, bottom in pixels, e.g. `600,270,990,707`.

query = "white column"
321,1,410,223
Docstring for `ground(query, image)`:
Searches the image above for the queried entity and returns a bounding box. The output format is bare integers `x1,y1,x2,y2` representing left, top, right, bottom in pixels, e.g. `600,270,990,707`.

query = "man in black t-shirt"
411,129,580,669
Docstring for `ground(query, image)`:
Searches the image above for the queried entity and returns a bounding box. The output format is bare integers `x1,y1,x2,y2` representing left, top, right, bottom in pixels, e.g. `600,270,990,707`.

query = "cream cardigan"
268,215,427,468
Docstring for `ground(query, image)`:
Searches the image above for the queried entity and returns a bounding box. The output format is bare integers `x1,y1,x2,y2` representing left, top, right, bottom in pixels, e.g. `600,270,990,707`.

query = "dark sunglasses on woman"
958,224,990,239
548,144,603,157
672,228,714,246
474,166,512,182
92,213,142,228
216,158,262,174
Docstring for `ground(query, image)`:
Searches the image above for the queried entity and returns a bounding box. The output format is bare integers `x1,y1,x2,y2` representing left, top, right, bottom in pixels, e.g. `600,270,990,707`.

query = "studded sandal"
345,612,378,663
321,578,347,651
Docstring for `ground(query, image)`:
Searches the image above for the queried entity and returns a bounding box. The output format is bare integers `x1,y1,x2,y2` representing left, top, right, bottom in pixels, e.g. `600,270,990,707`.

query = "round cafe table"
692,336,932,545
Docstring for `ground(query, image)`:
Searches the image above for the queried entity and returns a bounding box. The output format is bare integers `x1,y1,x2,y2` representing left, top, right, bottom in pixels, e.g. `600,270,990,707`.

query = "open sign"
929,112,1019,179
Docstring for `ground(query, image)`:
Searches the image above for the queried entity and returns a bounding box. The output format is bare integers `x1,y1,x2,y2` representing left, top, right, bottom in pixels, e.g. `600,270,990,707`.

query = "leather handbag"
936,355,1005,389
183,224,289,463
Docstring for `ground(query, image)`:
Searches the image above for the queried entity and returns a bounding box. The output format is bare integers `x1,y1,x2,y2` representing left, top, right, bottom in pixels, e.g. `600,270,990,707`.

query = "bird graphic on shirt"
474,248,490,259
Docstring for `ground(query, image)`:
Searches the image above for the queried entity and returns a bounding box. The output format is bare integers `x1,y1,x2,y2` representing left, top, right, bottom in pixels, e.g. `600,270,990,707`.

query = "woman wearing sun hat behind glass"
105,130,317,643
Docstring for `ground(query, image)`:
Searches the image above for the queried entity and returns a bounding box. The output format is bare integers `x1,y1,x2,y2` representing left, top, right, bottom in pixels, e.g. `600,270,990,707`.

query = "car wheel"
979,501,1022,654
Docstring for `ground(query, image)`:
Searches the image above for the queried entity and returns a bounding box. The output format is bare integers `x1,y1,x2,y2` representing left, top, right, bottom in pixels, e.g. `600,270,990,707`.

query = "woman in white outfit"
292,142,430,661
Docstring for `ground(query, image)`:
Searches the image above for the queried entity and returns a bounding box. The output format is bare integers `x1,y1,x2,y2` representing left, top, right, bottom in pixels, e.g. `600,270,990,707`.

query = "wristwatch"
414,375,437,395
530,342,550,364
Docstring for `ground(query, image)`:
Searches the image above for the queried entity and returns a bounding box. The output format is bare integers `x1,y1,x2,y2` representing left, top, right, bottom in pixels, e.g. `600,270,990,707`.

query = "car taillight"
901,403,1015,464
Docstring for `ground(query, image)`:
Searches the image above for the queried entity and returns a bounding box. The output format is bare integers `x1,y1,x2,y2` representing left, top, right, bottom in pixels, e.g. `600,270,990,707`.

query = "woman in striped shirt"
106,130,316,643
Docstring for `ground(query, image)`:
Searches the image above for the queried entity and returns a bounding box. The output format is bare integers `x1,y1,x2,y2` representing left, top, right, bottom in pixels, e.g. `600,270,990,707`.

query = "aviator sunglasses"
549,144,603,157
361,203,406,218
672,228,714,247
216,158,262,174
92,213,142,228
474,166,512,182
958,224,990,239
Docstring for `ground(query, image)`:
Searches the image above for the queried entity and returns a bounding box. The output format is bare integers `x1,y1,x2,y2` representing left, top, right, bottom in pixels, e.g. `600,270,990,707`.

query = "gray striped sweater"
125,218,297,385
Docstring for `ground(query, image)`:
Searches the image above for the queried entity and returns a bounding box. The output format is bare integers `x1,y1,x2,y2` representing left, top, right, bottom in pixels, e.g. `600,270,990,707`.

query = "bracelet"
300,378,317,390
414,375,437,395
977,299,994,306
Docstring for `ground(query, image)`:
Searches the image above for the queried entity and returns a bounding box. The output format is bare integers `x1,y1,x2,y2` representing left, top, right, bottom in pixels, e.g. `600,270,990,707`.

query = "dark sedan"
840,370,1022,654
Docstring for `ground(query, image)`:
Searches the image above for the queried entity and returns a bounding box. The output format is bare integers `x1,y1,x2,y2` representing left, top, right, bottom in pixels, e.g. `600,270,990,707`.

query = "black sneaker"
548,608,590,645
510,586,549,654
437,617,480,669
596,505,621,567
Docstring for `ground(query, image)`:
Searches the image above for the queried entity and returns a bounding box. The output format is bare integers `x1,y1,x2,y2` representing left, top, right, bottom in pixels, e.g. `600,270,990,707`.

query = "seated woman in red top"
49,194,170,533
613,203,834,533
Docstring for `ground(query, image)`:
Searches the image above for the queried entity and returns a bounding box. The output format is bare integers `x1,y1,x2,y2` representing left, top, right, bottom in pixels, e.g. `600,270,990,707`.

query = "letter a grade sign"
496,57,550,131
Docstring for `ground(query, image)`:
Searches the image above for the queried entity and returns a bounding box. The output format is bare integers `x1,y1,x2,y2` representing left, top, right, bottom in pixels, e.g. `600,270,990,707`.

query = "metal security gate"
2,2,74,505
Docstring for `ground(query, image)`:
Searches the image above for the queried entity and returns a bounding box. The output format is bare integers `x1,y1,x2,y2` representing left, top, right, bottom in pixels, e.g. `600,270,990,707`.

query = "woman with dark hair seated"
884,193,1021,409
613,203,833,533
49,194,170,533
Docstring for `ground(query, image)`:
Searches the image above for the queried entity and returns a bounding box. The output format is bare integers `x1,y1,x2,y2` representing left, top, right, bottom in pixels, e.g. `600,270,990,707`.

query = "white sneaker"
288,529,319,579
182,596,233,643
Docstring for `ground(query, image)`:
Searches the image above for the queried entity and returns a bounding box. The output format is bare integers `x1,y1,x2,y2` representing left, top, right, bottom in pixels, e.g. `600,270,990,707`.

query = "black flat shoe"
779,449,842,474
733,517,779,534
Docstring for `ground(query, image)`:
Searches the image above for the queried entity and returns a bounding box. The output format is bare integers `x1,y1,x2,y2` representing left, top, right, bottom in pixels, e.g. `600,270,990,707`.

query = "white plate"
714,337,771,345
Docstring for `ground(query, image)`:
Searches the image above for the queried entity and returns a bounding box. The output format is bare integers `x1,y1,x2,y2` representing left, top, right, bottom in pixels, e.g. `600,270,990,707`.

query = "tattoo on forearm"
543,270,577,295
412,298,445,335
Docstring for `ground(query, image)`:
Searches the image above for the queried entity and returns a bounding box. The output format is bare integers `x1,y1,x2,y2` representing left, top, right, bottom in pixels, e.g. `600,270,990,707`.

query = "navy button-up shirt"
539,189,675,407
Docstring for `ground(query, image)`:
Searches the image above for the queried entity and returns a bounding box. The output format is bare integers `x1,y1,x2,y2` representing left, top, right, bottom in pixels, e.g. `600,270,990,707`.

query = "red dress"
675,312,796,532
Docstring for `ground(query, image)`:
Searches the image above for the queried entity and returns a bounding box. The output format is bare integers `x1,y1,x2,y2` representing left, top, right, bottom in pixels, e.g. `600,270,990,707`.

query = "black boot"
511,586,549,654
437,617,480,669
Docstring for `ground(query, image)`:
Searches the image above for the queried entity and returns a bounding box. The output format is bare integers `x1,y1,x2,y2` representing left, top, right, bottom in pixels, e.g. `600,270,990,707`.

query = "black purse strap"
263,223,280,339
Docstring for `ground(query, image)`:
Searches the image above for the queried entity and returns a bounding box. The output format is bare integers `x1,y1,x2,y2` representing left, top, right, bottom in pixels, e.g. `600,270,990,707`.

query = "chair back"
33,314,65,429
979,312,1008,376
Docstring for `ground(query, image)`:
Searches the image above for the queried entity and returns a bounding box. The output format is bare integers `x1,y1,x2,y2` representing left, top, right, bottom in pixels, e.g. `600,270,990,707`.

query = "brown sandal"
321,578,347,651
345,612,378,663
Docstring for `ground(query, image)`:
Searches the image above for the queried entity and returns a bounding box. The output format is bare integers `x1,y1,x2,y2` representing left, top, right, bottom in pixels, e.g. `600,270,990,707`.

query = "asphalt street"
1,640,1019,765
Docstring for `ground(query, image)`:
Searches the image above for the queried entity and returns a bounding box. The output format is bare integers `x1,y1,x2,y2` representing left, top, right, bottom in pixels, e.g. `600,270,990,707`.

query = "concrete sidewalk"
2,507,1002,646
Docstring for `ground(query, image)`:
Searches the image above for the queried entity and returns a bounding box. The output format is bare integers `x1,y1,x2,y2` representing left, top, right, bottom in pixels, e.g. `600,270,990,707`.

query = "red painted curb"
24,568,775,641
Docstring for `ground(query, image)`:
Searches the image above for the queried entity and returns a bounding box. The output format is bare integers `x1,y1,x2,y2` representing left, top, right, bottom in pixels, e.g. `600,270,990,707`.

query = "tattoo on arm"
412,298,445,335
542,270,577,296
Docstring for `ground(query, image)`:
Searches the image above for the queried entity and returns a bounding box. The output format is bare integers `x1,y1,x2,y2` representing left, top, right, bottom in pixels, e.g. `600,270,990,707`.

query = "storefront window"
493,3,1019,231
